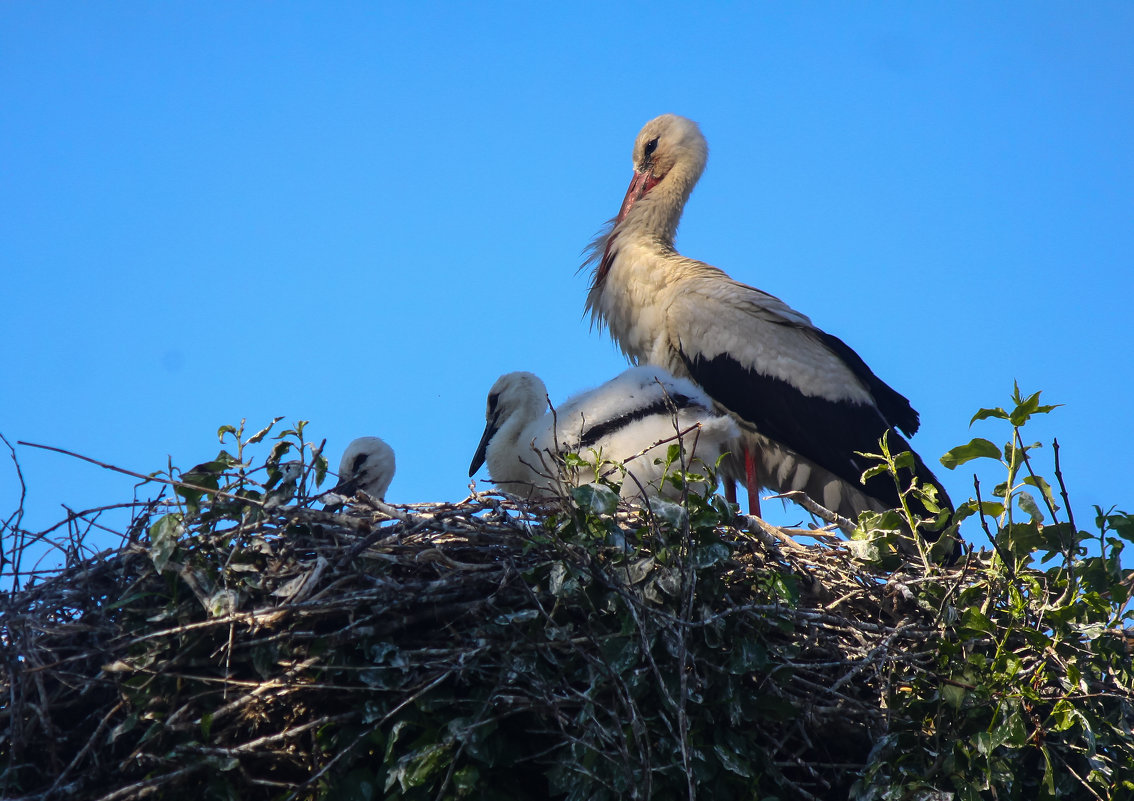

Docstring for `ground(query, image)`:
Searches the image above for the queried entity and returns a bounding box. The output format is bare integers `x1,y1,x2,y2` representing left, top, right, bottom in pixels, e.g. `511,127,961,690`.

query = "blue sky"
3,4,1132,573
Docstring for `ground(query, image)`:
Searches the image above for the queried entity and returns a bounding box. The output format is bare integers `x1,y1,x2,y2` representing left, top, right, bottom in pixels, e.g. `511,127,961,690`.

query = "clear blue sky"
3,3,1132,572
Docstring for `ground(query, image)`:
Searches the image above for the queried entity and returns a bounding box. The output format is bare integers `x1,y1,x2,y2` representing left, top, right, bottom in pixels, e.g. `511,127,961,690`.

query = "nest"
2,483,1130,800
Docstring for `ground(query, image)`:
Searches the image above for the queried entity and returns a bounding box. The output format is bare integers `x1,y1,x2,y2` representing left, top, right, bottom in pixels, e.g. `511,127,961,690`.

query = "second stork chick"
469,366,740,501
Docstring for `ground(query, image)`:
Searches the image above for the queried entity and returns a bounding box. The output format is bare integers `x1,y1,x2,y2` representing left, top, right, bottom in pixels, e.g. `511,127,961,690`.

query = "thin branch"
16,440,267,508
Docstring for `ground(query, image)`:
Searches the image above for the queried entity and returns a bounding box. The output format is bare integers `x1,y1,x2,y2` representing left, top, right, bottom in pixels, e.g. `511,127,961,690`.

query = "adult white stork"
469,366,740,501
584,114,953,536
324,436,396,505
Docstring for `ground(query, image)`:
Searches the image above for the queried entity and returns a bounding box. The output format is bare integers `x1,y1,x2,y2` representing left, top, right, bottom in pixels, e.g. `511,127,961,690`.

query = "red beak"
597,170,660,282
614,169,659,226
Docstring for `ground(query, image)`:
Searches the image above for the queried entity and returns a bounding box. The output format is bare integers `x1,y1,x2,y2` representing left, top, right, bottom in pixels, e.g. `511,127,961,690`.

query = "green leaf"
1000,522,1046,557
691,541,731,569
651,498,688,530
268,441,293,463
148,513,182,572
104,592,150,611
1103,509,1134,542
941,682,966,710
860,464,890,482
1041,746,1055,795
1001,709,1028,747
562,452,589,469
453,765,480,796
956,498,1005,520
727,638,767,674
714,743,753,778
216,424,238,443
892,450,914,471
1017,491,1044,523
1009,389,1061,426
571,484,619,516
940,438,1001,469
248,417,284,444
1022,475,1057,510
960,607,994,636
970,406,1010,424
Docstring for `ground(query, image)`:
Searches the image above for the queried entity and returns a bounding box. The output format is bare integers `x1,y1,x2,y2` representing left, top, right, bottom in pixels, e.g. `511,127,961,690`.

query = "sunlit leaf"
860,464,890,481
957,499,1002,517
1022,474,1057,510
562,453,589,469
970,406,1010,424
892,450,914,471
940,438,1001,469
1009,389,1061,426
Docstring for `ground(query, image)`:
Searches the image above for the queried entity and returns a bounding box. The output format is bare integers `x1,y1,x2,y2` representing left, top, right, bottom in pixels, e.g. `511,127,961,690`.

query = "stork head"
334,436,396,500
469,372,548,477
615,114,708,227
589,115,710,289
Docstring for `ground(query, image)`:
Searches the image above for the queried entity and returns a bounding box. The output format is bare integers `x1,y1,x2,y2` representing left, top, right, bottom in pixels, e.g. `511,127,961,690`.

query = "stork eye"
487,392,500,414
644,137,659,158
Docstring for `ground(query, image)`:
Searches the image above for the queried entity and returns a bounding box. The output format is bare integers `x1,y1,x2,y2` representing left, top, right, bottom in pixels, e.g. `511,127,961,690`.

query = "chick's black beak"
469,415,499,477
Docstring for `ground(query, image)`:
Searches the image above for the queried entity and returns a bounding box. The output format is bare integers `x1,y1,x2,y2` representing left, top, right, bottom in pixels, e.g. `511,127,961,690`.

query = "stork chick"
325,436,396,506
469,366,740,501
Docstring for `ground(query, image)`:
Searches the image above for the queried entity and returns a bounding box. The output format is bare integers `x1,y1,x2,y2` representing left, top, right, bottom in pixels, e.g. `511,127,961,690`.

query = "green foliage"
143,417,329,573
852,429,957,566
851,385,1134,800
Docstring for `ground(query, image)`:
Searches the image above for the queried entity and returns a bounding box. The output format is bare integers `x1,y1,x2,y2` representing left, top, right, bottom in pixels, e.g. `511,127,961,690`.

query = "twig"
16,440,267,509
973,476,1013,577
1052,439,1078,536
1,432,29,587
769,491,856,534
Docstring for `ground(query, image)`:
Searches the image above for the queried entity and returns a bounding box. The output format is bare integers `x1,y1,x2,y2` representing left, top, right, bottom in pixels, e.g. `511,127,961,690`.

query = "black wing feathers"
578,393,704,450
681,351,949,514
814,329,920,436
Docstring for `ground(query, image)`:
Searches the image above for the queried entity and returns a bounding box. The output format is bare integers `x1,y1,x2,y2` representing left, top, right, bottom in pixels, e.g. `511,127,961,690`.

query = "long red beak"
614,169,659,226
597,170,659,282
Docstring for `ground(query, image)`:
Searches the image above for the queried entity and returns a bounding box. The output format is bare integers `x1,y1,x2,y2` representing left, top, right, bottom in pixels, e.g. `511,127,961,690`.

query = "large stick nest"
1,484,1130,800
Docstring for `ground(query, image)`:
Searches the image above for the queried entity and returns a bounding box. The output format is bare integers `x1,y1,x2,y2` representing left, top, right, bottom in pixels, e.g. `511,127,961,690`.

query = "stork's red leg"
724,479,737,505
743,446,761,517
